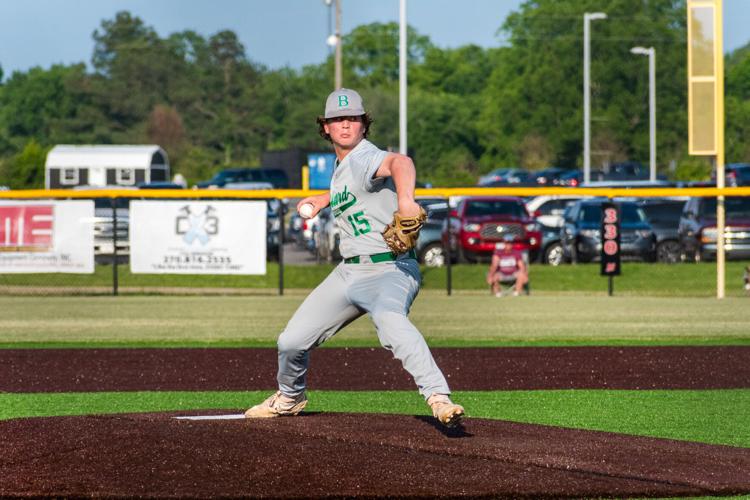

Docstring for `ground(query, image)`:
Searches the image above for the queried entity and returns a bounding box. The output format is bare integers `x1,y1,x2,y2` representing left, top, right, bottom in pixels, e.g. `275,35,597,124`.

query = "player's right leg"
245,265,362,418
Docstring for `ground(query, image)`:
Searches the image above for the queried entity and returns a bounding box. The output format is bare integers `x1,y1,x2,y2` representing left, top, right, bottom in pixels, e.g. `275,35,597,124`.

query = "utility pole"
399,0,407,154
583,12,607,184
335,0,342,89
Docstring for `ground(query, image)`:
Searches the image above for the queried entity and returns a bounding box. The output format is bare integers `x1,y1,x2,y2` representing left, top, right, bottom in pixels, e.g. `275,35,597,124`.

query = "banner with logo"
129,201,267,275
0,200,95,273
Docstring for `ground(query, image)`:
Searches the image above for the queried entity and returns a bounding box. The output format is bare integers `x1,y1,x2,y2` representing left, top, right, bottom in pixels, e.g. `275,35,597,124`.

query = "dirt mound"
2,412,749,498
3,346,748,393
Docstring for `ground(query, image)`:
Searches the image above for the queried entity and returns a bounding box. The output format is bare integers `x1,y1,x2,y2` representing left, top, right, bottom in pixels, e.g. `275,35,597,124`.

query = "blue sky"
0,0,747,77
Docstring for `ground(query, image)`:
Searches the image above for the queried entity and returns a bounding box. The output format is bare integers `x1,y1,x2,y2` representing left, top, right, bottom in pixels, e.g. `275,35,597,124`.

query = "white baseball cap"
324,88,366,119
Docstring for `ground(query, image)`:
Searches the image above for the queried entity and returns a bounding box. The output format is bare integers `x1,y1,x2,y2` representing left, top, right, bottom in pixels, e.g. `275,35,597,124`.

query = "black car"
637,198,687,263
555,169,606,187
196,167,289,189
533,167,567,185
678,196,750,262
560,199,657,263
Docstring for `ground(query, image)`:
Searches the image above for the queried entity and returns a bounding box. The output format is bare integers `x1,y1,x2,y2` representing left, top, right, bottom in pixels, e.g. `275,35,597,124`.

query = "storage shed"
45,145,170,189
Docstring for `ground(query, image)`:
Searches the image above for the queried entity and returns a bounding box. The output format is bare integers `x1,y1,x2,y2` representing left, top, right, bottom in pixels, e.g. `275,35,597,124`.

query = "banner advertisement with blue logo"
0,200,94,273
307,153,336,189
129,201,267,274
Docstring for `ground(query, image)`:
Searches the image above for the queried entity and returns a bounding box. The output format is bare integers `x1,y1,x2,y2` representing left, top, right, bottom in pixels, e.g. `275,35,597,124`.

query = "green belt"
344,249,416,264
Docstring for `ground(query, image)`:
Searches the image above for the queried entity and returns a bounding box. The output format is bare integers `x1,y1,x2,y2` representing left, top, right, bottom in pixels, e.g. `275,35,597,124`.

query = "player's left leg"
351,260,452,400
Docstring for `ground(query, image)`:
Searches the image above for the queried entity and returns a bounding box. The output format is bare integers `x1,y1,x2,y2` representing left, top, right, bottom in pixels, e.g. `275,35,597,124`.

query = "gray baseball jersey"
273,138,451,401
329,139,397,258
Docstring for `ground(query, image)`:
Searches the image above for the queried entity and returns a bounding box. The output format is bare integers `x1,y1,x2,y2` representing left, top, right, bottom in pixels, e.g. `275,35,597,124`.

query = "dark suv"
560,199,656,263
637,198,687,263
196,167,289,189
712,163,750,187
442,197,541,263
678,196,750,261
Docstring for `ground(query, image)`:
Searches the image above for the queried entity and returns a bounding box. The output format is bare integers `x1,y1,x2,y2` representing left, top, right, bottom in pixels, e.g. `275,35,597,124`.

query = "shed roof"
46,145,168,169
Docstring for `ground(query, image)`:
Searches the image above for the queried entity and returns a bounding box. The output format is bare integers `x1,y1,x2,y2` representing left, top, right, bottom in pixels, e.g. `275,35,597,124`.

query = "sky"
0,0,748,78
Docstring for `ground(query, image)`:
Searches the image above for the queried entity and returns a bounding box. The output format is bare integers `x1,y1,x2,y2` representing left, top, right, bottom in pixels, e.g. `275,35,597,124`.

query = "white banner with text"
129,200,267,274
0,200,94,273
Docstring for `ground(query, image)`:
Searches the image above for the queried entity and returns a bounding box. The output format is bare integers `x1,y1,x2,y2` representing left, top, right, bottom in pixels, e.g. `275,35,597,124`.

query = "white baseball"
299,203,314,219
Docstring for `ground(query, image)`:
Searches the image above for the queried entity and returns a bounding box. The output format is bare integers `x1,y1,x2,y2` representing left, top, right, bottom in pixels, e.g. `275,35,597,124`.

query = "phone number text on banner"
129,201,267,275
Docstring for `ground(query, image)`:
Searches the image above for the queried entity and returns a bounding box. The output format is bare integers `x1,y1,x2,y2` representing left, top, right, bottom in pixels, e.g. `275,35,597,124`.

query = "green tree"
0,140,48,188
726,42,750,162
479,0,688,175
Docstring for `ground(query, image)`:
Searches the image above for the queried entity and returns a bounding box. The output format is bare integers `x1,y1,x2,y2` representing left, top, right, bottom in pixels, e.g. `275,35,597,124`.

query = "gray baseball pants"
276,259,451,399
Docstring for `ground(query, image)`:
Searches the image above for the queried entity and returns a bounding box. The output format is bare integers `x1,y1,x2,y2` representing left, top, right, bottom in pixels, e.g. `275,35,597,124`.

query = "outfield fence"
1,186,749,297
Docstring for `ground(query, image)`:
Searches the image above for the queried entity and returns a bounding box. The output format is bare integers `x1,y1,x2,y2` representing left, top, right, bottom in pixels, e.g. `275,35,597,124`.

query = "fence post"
278,198,284,296
111,197,119,296
445,210,452,296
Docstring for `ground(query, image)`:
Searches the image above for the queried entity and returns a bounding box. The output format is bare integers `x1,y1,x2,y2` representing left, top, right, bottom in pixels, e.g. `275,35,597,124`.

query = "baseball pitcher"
245,88,464,427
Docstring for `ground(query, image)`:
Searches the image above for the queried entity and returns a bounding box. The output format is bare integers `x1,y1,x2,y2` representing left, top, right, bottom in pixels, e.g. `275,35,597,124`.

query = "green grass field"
1,293,748,347
1,286,749,453
1,260,750,296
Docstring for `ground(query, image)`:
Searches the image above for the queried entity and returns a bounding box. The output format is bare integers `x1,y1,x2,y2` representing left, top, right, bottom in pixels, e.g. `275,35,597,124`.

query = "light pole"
583,12,607,184
399,0,407,155
324,0,342,89
631,46,657,182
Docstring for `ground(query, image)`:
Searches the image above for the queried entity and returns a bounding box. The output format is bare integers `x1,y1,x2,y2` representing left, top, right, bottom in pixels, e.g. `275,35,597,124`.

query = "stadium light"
631,46,657,182
583,12,607,185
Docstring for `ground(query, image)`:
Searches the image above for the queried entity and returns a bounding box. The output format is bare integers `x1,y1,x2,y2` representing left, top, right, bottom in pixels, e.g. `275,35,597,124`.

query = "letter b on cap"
338,95,349,107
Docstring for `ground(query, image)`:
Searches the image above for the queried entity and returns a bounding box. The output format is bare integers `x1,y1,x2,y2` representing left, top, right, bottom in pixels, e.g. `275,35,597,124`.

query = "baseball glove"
382,206,427,254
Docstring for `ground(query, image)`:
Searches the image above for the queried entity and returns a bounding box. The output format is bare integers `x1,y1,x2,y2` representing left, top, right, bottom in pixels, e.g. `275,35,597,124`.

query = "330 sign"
600,202,621,276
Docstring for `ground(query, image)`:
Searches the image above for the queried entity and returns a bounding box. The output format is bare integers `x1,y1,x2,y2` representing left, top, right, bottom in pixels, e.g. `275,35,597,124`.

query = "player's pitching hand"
397,199,422,218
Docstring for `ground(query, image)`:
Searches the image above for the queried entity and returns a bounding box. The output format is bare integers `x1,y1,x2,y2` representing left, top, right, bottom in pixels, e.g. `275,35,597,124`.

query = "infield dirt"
2,346,749,498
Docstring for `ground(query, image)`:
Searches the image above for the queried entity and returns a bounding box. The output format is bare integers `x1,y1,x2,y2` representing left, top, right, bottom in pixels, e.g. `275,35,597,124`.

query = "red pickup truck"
442,196,542,263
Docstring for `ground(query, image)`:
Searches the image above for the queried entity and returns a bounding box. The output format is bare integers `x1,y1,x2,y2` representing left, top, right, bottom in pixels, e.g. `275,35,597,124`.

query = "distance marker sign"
600,202,621,276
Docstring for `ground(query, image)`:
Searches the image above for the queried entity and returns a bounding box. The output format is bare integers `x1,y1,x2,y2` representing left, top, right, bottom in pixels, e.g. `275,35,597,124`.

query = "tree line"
0,0,748,189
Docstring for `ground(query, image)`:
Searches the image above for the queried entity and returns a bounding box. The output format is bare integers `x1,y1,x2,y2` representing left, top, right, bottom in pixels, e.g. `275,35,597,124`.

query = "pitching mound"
2,412,749,498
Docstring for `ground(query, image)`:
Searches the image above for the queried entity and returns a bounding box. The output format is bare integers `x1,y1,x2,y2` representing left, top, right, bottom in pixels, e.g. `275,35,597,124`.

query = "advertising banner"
130,201,267,275
0,200,94,273
600,202,621,276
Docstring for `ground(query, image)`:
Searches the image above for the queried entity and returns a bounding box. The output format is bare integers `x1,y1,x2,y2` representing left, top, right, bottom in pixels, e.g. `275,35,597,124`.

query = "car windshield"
701,196,750,217
580,203,647,224
641,202,684,224
214,170,248,182
465,200,526,217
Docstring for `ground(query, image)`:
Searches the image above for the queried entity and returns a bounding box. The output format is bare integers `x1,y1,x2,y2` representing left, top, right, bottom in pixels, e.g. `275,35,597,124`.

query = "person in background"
486,234,528,297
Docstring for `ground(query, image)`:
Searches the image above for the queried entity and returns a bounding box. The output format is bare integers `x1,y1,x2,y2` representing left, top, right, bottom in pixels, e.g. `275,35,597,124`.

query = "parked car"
533,167,567,185
442,196,542,263
525,195,585,228
136,182,186,190
92,197,131,264
266,199,284,259
314,207,340,263
555,169,605,187
538,222,565,265
637,198,687,263
415,202,449,267
196,167,289,189
560,199,657,263
602,161,648,181
481,169,535,186
477,168,517,186
712,163,750,187
678,196,750,262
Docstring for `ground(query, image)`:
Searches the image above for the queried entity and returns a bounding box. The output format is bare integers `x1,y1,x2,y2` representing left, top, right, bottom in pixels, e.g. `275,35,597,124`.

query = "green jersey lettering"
347,210,371,236
331,185,357,217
